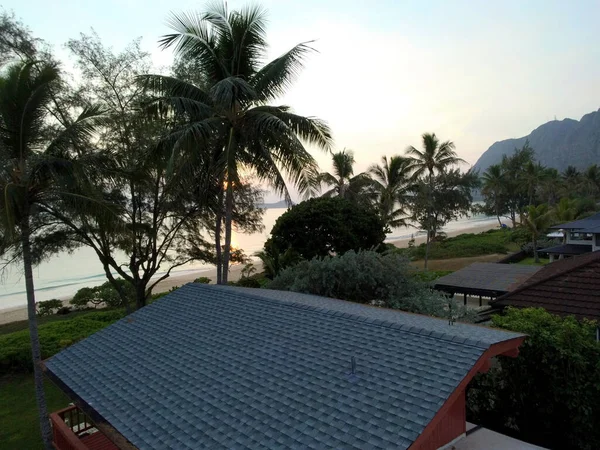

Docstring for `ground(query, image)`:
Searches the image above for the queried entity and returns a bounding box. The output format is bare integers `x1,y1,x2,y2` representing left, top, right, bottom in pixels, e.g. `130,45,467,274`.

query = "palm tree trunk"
424,229,431,270
215,180,224,285
215,212,222,285
221,128,236,285
21,212,53,449
222,179,234,284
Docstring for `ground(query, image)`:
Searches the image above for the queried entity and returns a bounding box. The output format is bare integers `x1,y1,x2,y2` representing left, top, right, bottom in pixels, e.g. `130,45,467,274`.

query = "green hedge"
467,308,600,449
0,310,124,374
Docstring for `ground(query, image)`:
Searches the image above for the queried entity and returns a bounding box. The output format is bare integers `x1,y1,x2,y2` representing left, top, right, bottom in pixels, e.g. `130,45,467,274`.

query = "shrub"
71,280,134,310
235,277,261,288
36,299,64,317
467,308,600,450
267,197,387,260
194,277,211,284
0,310,125,374
268,250,469,319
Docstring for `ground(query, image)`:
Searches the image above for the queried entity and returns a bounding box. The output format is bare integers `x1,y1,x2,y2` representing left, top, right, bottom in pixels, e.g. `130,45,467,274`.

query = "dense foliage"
268,250,471,319
0,310,124,373
70,280,135,309
467,308,600,450
266,197,387,260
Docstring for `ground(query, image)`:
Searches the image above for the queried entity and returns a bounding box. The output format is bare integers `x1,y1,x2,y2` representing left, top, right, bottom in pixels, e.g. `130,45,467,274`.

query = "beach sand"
0,221,499,326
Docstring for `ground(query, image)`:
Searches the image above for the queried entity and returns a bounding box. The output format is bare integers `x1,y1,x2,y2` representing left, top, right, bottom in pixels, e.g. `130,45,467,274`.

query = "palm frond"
160,10,228,81
252,42,315,102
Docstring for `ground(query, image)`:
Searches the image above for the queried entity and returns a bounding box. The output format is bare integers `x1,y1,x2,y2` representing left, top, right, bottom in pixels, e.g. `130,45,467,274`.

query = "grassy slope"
0,375,70,449
517,257,550,266
0,309,106,336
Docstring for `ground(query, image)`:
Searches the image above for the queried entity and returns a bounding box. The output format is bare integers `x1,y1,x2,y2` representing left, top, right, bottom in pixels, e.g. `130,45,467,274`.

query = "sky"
4,0,600,200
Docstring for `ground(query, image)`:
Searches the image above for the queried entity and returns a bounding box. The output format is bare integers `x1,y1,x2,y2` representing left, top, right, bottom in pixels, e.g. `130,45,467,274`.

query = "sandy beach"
0,221,499,326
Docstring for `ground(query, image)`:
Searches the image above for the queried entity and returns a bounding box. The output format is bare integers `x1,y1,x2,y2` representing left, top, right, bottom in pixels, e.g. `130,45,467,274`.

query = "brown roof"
491,251,600,321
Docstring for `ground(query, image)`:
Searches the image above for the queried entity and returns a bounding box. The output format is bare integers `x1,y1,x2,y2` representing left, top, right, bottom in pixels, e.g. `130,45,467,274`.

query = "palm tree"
582,164,600,198
523,204,555,263
143,3,332,283
318,149,372,202
368,155,412,228
406,133,466,269
0,61,100,448
520,161,545,206
562,165,581,188
481,164,505,226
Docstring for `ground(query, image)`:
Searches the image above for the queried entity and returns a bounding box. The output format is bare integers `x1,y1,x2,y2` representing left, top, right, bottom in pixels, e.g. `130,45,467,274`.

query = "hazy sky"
5,0,600,190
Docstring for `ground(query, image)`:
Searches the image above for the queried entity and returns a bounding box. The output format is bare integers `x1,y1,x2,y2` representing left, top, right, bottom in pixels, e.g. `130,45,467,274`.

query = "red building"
45,284,527,450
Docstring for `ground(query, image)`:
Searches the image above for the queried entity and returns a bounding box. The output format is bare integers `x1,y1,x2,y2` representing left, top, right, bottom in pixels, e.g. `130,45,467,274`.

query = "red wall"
411,390,466,450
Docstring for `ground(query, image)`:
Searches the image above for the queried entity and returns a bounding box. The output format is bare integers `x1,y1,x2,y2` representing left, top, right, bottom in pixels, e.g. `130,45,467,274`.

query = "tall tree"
520,160,546,206
44,33,218,309
368,155,412,228
318,149,372,202
406,133,466,269
499,144,535,227
523,204,555,263
481,164,506,226
143,3,333,283
0,61,100,449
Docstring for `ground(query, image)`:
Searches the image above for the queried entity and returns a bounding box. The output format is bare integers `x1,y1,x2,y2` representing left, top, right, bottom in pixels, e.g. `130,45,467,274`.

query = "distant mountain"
473,108,600,174
259,200,292,209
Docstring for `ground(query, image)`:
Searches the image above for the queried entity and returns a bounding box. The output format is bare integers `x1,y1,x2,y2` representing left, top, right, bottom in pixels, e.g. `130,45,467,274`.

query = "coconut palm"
142,3,332,283
0,61,100,448
562,165,581,188
523,204,555,263
368,155,412,228
481,164,505,226
582,164,600,198
406,133,466,269
318,149,372,202
520,161,546,206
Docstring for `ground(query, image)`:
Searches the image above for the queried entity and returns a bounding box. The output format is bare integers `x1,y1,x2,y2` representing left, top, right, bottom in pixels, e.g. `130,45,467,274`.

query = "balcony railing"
50,405,118,450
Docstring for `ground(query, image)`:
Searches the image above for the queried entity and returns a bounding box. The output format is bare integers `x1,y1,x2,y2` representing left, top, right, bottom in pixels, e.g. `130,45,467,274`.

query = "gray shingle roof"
46,284,523,450
550,212,600,230
433,262,541,295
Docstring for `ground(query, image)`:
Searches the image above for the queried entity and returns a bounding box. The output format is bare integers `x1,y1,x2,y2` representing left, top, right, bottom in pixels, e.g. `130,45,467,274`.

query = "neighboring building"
541,212,600,262
491,251,600,321
433,263,541,305
44,284,526,450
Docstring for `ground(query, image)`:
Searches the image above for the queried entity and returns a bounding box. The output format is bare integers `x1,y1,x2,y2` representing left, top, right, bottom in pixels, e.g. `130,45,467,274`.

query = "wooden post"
464,293,467,306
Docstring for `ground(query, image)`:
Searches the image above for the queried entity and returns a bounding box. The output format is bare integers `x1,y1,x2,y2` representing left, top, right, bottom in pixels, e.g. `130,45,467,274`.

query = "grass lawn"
0,374,70,449
411,254,505,271
516,257,550,266
0,308,118,336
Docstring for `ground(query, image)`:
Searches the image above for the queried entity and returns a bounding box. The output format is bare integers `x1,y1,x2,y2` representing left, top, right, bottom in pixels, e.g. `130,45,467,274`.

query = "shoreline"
0,221,499,326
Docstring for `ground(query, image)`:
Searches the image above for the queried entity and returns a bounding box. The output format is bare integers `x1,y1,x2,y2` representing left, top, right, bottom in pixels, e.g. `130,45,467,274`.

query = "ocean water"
0,208,497,310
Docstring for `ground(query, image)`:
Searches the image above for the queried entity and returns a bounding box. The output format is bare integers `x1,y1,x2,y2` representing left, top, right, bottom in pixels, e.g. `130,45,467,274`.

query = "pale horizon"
5,0,600,200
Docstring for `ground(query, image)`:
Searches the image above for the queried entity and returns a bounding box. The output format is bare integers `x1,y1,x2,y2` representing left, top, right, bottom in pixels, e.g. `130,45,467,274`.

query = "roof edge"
408,336,525,449
42,361,137,450
492,251,600,306
202,284,522,350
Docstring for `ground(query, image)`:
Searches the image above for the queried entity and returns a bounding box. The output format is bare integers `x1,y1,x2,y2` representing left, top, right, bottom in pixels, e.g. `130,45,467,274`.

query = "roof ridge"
198,284,500,349
493,252,600,303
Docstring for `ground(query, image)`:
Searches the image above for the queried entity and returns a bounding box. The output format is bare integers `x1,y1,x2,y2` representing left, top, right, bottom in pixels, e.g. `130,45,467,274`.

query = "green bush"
0,310,124,374
268,250,470,320
467,308,600,450
267,197,387,260
411,229,510,260
71,280,134,309
194,277,211,284
235,277,261,288
36,299,64,317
